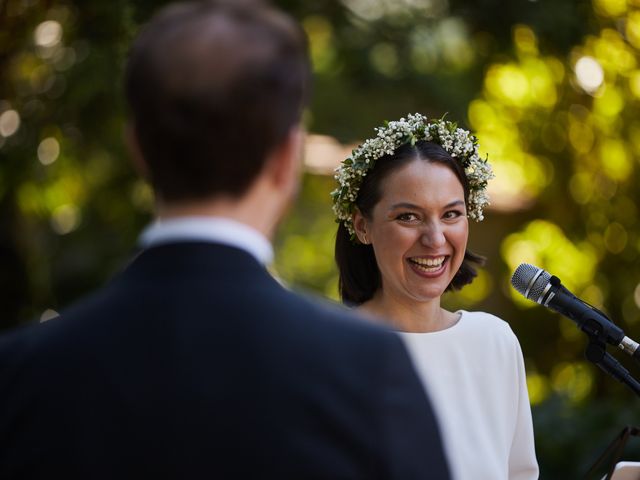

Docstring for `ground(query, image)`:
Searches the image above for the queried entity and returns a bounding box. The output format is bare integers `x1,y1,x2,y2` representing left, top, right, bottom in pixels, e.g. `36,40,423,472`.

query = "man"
0,1,450,478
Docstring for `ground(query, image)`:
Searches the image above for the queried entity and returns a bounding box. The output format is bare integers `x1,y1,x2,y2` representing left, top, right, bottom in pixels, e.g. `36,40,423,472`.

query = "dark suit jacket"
0,242,450,479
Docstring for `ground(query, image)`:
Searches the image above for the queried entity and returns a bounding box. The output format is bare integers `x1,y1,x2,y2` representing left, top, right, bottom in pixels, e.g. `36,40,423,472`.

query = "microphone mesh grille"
528,270,551,302
510,263,551,301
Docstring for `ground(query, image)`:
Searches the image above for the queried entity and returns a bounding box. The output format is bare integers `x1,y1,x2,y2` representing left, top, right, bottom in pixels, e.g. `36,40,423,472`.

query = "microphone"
511,263,640,359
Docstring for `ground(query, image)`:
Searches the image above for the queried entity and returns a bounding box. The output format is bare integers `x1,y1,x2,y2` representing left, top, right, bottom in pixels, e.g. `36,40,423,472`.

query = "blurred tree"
1,0,144,325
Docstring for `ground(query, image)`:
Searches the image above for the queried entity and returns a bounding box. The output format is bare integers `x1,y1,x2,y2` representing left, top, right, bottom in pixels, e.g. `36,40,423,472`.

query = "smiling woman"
350,149,474,311
331,114,539,480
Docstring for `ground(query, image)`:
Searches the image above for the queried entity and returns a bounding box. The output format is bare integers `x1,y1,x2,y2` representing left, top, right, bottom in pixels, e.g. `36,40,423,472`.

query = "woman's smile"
407,255,449,277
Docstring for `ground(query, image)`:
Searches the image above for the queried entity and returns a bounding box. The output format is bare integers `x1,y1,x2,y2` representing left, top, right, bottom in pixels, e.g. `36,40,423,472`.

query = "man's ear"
267,125,304,191
352,208,369,245
124,123,149,178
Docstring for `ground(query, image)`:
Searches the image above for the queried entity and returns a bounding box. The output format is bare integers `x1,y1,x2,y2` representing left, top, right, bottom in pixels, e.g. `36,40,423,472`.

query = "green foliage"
274,174,340,300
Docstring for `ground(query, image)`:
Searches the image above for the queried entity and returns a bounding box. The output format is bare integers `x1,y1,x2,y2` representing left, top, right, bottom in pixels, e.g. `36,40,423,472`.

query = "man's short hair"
124,0,311,201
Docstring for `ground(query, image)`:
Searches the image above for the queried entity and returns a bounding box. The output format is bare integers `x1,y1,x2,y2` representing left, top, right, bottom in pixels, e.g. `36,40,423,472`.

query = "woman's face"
354,159,469,303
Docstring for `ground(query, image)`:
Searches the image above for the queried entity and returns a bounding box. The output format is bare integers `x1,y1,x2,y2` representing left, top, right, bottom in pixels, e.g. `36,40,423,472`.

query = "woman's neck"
358,290,458,333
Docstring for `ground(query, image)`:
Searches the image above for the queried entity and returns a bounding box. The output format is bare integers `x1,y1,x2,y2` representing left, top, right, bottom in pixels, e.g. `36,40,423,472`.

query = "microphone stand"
584,426,640,479
579,310,640,478
584,338,640,398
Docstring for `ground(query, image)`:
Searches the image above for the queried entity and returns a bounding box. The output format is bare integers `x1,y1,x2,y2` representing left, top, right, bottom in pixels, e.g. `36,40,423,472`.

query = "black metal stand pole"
584,426,640,479
584,339,640,398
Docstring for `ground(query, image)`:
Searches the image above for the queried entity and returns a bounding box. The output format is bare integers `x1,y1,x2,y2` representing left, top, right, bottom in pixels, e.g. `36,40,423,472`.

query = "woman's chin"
404,283,450,303
406,257,467,297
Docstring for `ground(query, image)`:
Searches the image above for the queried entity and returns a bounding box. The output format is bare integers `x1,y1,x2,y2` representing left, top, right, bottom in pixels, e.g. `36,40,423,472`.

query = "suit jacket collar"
122,242,271,283
139,216,273,265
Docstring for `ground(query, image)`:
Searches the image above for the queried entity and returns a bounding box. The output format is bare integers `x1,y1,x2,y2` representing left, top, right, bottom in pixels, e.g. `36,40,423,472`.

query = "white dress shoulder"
399,310,538,480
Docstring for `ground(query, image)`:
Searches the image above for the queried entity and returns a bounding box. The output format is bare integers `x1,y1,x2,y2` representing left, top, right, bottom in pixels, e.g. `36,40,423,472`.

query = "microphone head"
511,263,552,302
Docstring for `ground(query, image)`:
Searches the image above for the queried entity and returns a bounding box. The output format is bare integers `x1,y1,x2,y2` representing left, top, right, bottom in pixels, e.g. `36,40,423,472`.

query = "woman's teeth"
409,256,446,272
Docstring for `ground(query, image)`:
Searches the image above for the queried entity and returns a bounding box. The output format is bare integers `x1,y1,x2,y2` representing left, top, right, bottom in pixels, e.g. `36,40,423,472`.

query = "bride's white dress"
400,310,539,480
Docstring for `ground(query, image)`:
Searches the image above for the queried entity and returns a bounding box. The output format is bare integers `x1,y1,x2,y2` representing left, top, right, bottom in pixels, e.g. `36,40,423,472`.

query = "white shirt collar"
139,216,274,265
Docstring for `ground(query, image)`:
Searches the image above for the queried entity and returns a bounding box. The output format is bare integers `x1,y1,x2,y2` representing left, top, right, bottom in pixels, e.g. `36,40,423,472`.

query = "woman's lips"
407,255,449,278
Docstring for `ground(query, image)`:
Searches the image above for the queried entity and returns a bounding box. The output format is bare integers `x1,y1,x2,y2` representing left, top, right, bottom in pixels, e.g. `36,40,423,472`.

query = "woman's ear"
352,209,369,245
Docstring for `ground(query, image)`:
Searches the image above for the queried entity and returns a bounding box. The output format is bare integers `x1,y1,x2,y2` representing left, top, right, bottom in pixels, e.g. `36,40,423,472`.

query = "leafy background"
3,0,640,476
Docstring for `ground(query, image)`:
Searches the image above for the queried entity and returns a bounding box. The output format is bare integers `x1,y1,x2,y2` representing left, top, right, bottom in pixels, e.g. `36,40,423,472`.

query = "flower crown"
331,113,494,238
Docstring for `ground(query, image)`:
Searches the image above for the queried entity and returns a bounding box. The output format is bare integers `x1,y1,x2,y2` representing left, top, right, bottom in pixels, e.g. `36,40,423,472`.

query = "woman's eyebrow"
388,202,422,211
388,199,465,211
444,200,466,209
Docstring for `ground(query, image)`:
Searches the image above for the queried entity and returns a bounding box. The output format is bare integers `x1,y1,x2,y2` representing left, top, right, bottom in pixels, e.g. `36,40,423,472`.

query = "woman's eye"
397,213,419,222
443,210,464,219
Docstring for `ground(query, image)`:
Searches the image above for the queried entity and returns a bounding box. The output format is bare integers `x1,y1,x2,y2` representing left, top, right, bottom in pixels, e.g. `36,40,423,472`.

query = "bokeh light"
527,372,551,406
574,56,604,93
304,134,355,175
40,309,59,322
551,362,594,403
633,283,640,310
37,137,60,165
341,0,448,21
626,10,640,49
0,109,21,137
599,138,630,181
593,85,624,117
501,220,598,305
50,204,80,235
468,96,552,211
34,20,63,48
369,42,401,77
437,17,473,70
302,16,337,74
485,64,530,106
593,0,627,18
446,269,493,308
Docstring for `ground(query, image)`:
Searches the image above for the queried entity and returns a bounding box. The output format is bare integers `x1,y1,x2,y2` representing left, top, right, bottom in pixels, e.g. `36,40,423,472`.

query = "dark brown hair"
124,0,311,202
335,141,485,305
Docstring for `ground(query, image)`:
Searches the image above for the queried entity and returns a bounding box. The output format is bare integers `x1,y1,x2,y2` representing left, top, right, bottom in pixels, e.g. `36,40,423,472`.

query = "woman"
332,113,538,480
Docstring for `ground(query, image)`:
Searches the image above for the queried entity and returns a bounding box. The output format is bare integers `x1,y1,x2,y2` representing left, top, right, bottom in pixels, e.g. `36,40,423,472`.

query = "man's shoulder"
0,281,125,365
228,282,408,382
265,284,399,345
0,275,402,367
0,322,41,368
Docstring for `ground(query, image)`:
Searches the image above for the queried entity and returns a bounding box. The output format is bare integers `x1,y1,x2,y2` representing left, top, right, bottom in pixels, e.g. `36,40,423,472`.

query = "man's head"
124,0,311,207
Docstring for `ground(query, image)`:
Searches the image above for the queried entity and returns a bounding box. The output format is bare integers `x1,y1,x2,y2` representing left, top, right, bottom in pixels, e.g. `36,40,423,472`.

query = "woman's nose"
420,223,446,248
